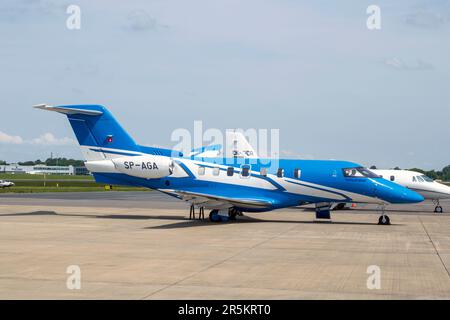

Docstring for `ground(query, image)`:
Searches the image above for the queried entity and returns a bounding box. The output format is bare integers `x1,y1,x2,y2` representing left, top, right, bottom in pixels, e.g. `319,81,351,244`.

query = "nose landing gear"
377,205,390,225
433,200,443,213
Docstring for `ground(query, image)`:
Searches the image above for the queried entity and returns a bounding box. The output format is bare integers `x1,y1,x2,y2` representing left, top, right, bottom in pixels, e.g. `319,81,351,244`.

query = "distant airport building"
0,164,89,175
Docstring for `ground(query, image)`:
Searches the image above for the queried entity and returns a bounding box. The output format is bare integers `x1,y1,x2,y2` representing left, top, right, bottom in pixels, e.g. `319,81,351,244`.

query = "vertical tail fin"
34,104,140,161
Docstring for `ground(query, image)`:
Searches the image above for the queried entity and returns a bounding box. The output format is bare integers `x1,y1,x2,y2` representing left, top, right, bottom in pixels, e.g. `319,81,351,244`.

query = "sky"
0,0,449,170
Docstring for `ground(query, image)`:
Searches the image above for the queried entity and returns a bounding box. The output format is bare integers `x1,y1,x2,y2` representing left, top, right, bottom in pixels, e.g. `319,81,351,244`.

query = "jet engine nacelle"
112,155,173,179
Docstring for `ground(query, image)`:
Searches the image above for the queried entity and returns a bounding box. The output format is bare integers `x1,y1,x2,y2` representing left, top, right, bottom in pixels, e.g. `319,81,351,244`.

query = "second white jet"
373,169,450,213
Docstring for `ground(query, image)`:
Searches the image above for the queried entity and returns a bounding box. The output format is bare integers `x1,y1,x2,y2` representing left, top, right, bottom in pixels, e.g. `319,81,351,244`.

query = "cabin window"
240,165,251,178
277,168,284,178
198,166,205,176
390,176,395,181
294,168,301,179
412,176,416,182
227,167,234,176
260,168,268,177
212,167,220,176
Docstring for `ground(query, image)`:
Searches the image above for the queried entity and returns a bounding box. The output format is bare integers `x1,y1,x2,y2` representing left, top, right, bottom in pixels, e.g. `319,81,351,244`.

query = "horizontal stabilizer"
189,144,222,157
33,104,103,116
34,103,139,160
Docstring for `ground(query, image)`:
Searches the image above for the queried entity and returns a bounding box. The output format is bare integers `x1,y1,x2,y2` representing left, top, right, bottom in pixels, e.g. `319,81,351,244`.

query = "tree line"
0,158,85,167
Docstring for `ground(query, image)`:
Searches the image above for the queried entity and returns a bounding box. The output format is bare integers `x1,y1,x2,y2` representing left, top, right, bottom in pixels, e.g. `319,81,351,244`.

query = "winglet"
33,103,52,110
33,104,103,116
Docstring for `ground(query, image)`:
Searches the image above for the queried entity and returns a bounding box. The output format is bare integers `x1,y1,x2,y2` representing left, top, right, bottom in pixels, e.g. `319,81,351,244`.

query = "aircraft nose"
437,183,450,198
400,188,424,203
375,180,424,204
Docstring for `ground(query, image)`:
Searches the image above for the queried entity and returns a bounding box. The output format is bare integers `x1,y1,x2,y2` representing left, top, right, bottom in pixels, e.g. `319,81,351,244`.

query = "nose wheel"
433,200,443,213
377,205,391,225
378,214,390,225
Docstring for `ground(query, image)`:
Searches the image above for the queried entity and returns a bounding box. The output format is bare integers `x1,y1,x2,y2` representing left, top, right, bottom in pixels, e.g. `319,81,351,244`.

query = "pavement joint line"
0,276,206,289
140,223,299,299
0,277,437,299
418,216,450,278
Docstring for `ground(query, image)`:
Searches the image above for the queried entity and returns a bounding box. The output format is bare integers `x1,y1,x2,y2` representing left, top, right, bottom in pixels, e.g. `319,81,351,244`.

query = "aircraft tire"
209,210,220,222
228,209,237,220
435,206,443,214
378,215,390,225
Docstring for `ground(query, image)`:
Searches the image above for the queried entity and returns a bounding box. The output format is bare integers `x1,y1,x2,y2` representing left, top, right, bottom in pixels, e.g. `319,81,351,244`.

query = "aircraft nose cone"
401,189,424,203
375,181,424,204
438,183,450,199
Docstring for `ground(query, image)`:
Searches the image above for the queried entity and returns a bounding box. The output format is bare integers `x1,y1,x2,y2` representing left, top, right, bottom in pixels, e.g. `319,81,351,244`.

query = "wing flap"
162,189,273,209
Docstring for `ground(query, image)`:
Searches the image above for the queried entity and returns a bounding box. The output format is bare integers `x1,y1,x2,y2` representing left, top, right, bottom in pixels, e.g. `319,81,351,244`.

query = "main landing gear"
433,200,443,213
209,208,242,222
377,205,390,225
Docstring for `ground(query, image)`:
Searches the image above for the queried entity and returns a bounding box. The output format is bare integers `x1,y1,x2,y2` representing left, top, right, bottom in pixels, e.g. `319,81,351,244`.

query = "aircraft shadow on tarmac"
145,218,383,229
349,208,431,213
0,211,390,228
291,207,430,214
0,211,59,216
0,211,185,221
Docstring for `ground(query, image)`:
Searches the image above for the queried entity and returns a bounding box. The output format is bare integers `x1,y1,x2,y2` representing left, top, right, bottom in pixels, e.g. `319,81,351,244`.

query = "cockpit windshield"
342,167,380,178
419,175,434,182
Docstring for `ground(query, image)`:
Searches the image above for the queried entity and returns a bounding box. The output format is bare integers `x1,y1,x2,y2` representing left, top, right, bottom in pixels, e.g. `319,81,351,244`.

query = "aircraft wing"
188,144,222,157
189,131,259,159
160,189,273,209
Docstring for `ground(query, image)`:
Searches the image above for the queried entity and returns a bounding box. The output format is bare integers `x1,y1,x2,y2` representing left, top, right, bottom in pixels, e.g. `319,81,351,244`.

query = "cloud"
0,131,75,146
404,9,449,29
402,0,450,29
383,58,434,71
0,0,69,22
124,10,159,32
0,131,24,144
30,133,75,146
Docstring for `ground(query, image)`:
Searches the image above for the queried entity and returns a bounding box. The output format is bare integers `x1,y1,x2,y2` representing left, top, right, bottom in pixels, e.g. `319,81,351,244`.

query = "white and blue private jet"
35,104,424,225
